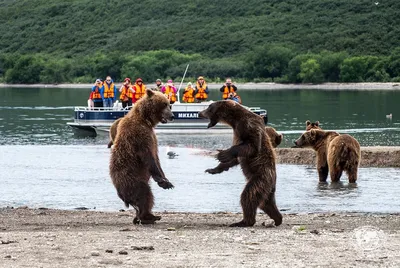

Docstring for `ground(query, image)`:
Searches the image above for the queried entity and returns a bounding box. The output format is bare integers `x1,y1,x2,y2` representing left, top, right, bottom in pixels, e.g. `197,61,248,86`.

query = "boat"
66,101,268,137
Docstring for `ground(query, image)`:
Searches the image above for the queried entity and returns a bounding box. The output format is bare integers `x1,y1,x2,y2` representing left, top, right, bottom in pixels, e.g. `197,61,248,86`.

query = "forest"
0,0,399,84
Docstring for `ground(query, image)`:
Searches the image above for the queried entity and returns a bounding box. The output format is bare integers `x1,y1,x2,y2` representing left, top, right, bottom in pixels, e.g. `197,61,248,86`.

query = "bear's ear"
306,120,311,126
146,89,155,98
315,121,320,127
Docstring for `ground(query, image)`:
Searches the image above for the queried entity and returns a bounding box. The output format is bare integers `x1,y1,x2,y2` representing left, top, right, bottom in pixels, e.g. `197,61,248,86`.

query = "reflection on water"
0,145,399,214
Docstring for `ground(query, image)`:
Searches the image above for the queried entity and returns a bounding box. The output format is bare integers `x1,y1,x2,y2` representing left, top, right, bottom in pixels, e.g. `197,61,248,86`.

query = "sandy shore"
0,207,399,268
198,146,400,168
1,82,400,90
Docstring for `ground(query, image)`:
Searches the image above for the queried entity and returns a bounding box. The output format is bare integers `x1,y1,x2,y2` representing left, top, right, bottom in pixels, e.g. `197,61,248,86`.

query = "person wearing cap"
102,76,118,108
220,78,238,100
152,79,163,91
182,82,195,103
194,76,209,103
133,78,147,102
119,78,135,108
161,79,177,104
91,79,104,108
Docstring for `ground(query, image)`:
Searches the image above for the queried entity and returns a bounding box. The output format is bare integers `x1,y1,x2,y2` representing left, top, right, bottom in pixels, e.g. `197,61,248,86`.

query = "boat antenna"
177,64,189,103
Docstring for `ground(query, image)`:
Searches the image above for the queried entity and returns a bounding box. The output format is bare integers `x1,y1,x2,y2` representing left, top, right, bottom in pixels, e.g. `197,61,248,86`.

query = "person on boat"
87,91,94,109
194,76,209,103
161,79,177,104
133,78,146,103
119,77,135,109
103,76,118,108
227,92,242,104
182,82,195,103
152,79,163,91
220,78,238,100
91,79,104,108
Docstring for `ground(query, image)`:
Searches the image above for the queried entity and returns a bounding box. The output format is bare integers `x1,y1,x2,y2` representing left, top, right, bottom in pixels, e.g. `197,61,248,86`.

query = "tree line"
1,47,400,84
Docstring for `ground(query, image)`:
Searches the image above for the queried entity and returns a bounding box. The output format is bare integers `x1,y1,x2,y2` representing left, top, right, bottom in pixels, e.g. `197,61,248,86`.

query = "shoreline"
1,82,400,90
0,207,399,267
199,146,400,168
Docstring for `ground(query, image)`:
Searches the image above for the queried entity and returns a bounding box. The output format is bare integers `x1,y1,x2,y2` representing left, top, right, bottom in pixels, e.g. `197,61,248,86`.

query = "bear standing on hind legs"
109,89,174,225
293,129,361,183
199,100,282,227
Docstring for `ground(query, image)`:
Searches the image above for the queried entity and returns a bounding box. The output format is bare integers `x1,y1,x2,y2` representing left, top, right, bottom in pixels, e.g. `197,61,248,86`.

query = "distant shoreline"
1,82,400,90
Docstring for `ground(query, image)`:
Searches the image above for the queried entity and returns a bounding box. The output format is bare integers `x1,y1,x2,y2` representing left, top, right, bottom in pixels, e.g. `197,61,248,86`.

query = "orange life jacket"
183,87,195,103
195,82,208,99
222,85,236,99
120,84,133,101
163,85,177,102
103,82,116,98
133,83,146,100
92,86,102,100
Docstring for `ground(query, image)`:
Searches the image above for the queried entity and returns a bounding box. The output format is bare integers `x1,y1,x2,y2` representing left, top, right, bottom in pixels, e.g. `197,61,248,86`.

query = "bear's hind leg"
230,181,259,227
259,191,282,226
346,166,358,184
329,166,343,183
133,182,161,224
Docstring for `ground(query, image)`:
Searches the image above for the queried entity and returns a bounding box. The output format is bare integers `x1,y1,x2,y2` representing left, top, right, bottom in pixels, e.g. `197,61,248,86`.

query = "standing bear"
199,100,282,227
109,89,174,224
293,129,361,183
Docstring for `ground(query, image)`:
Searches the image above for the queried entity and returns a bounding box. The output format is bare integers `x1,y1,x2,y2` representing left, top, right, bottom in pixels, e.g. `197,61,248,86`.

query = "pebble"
118,250,128,255
105,249,113,253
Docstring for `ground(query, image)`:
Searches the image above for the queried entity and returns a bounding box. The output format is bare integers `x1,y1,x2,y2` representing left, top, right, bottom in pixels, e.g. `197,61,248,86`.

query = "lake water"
0,87,400,214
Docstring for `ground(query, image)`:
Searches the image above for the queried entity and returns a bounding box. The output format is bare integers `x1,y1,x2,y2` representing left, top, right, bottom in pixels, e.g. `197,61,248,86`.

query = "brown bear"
109,89,174,224
305,120,321,131
265,126,283,148
293,129,361,183
199,100,282,227
107,117,123,148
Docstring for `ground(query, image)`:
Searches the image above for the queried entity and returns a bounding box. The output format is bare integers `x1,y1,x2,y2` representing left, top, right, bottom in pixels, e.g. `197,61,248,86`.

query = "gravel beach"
1,207,400,268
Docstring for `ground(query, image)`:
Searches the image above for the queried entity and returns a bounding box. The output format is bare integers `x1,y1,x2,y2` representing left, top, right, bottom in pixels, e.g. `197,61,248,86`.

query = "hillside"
1,0,400,83
1,0,399,57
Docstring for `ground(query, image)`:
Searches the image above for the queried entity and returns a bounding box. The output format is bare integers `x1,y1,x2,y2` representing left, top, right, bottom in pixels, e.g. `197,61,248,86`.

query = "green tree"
299,58,323,83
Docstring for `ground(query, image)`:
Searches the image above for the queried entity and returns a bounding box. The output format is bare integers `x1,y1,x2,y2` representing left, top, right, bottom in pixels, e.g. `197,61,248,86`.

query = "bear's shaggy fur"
294,129,361,183
107,117,123,148
109,89,174,224
265,126,283,148
199,100,282,227
305,120,321,131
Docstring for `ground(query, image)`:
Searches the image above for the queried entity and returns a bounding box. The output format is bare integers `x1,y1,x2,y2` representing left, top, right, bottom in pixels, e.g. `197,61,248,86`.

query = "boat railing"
74,105,133,112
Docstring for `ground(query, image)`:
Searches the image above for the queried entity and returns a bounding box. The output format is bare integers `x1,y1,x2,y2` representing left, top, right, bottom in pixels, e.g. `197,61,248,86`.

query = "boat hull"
67,101,268,137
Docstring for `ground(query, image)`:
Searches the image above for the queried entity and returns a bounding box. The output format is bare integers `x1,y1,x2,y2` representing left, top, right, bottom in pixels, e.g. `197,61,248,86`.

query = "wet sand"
0,207,399,268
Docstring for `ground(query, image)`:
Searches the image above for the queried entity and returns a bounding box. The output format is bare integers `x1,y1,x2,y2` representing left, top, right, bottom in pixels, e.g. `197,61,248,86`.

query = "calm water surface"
0,87,400,213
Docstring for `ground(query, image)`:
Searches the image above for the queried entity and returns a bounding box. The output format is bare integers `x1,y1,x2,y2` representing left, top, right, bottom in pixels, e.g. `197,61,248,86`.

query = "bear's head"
198,100,246,128
305,120,321,131
134,89,174,126
265,126,283,148
293,129,325,148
